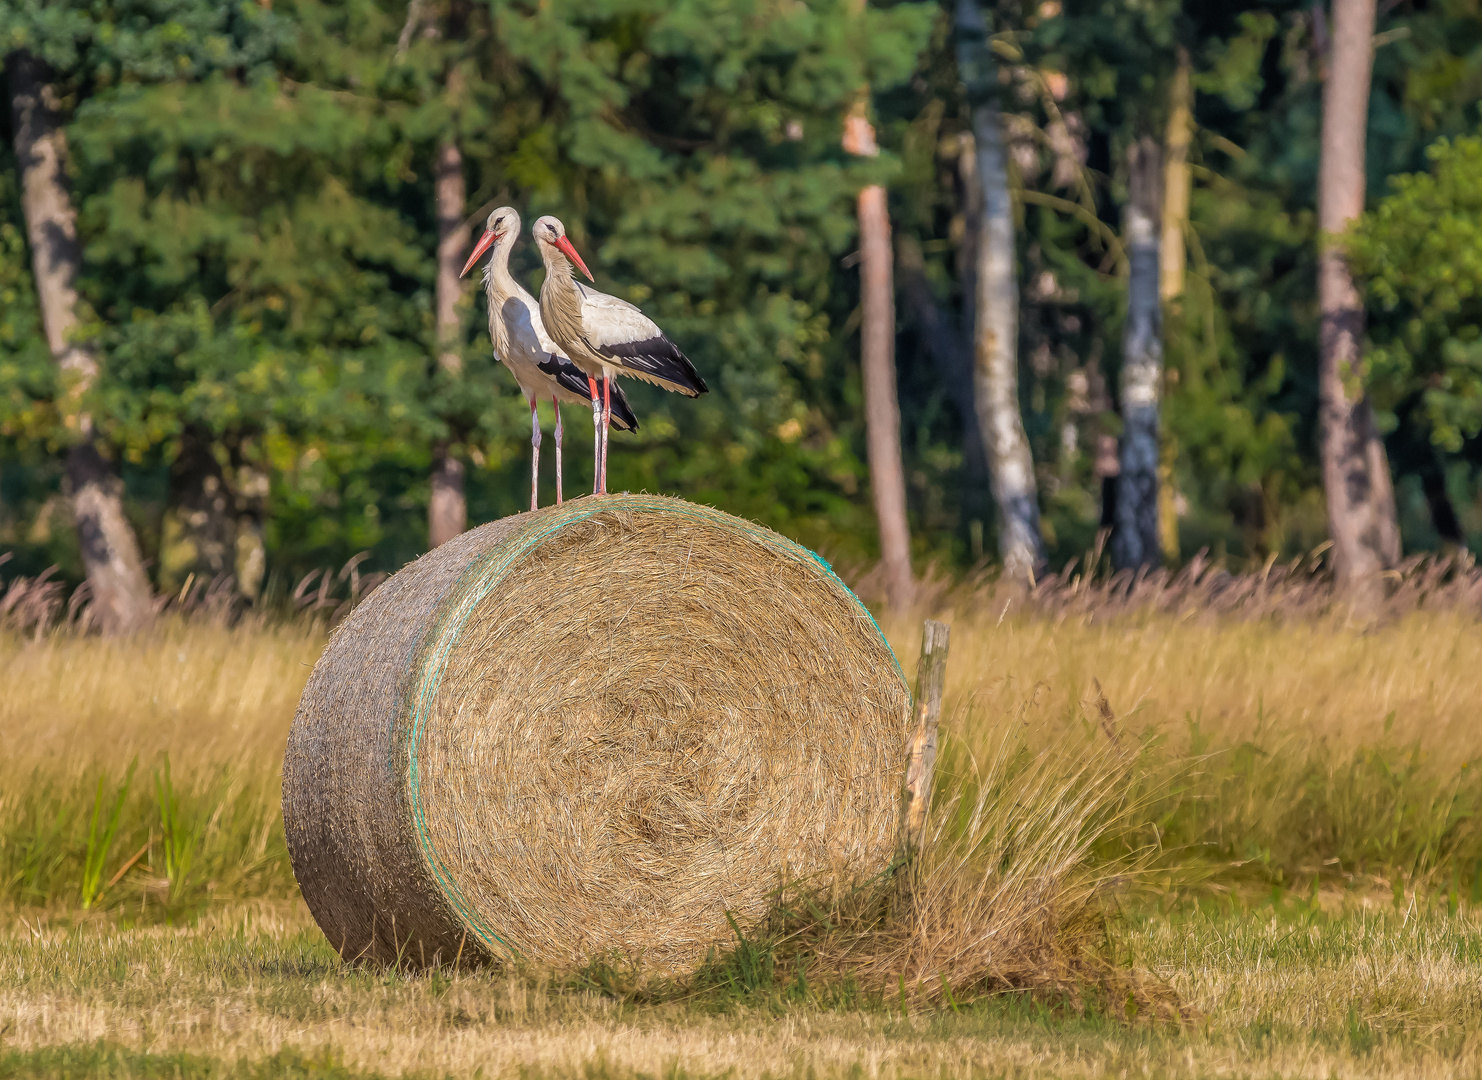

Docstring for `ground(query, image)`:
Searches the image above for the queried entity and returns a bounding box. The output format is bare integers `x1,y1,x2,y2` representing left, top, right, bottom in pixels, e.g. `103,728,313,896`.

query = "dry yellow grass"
7,604,1475,800
5,601,1482,1077
0,619,322,914
882,607,1482,757
0,618,322,783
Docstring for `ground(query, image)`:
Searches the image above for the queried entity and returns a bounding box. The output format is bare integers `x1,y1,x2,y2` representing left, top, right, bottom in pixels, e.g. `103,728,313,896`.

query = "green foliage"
0,0,288,82
1352,134,1482,453
1,0,941,577
4,0,1482,579
0,150,55,455
1032,0,1184,134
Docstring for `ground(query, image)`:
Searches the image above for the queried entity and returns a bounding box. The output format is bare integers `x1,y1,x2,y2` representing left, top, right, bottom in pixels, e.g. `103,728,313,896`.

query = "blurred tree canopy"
1,0,1481,593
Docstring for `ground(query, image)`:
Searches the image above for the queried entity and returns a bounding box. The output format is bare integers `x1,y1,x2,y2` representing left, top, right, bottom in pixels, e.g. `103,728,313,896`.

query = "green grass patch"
0,1046,412,1080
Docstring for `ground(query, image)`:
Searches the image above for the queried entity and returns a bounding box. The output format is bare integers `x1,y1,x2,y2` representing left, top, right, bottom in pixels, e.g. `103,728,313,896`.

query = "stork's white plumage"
460,207,637,508
531,215,707,493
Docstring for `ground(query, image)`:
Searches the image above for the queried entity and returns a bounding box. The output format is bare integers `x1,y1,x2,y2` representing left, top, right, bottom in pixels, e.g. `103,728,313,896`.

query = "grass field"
5,896,1481,1078
4,592,1482,1077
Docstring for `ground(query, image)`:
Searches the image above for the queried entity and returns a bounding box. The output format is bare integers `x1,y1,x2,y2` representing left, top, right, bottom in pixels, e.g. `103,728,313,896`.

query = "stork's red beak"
460,230,500,277
555,235,594,281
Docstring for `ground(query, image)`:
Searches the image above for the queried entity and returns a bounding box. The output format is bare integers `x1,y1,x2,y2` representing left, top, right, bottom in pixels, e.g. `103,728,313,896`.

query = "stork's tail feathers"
540,355,640,432
596,335,708,397
607,385,639,432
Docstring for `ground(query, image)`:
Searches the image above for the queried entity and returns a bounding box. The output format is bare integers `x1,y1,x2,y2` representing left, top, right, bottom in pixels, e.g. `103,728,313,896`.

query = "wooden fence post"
901,619,950,859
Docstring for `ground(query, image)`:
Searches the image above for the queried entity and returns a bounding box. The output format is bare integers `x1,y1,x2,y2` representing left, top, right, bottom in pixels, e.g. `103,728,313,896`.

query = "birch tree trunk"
1318,0,1401,586
955,0,1044,583
1112,136,1164,572
844,107,914,609
9,51,153,632
429,138,467,548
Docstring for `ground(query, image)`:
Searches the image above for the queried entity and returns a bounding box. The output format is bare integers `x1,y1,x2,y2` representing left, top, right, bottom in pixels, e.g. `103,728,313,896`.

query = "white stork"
460,207,638,509
530,215,707,494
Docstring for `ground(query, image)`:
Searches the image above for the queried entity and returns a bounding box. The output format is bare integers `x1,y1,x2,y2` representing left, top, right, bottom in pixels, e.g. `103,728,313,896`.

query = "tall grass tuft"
689,714,1175,1013
79,760,134,909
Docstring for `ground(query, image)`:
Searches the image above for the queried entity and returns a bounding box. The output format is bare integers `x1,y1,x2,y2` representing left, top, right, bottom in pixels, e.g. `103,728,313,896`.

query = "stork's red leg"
588,375,601,495
601,372,612,495
552,397,563,506
529,396,541,512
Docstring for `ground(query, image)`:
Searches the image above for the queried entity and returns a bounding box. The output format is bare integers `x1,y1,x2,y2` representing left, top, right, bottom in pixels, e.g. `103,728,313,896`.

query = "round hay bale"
283,494,910,971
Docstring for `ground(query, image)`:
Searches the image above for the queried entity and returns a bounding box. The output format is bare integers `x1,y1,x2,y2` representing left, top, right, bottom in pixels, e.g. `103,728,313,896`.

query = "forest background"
2,0,1481,618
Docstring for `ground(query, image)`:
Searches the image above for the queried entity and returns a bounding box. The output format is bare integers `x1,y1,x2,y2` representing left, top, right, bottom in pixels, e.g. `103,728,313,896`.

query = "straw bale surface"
283,494,910,970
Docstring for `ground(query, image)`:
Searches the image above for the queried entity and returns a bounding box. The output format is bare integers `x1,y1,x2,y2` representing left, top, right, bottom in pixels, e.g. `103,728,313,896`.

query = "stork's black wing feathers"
537,354,640,432
606,384,639,432
595,335,709,397
539,354,592,400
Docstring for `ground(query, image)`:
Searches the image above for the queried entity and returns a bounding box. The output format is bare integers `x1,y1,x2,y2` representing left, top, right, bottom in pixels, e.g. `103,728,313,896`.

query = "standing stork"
460,207,638,509
531,215,707,493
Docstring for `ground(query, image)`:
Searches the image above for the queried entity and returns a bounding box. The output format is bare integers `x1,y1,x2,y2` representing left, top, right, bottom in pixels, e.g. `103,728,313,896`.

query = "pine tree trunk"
161,429,239,596
895,233,989,485
1159,51,1193,306
955,0,1043,583
233,461,269,601
9,51,153,632
842,99,913,609
429,449,466,547
1318,0,1401,587
1086,343,1120,542
857,180,915,609
1157,50,1193,562
1112,136,1164,572
157,431,269,603
429,139,467,548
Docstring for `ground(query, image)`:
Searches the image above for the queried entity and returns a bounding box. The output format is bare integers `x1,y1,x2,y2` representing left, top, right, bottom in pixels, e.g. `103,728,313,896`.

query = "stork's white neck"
537,239,576,285
480,236,517,301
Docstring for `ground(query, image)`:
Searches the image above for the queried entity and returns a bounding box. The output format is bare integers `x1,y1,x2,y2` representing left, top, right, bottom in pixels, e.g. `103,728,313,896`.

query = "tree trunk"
1112,136,1164,572
9,51,153,632
1159,50,1193,306
843,101,913,608
158,431,268,603
1157,49,1193,562
1422,469,1464,548
233,461,269,600
955,0,1045,583
1318,0,1401,586
429,450,466,547
895,234,988,485
160,430,239,596
856,181,915,609
429,138,467,548
1084,341,1120,542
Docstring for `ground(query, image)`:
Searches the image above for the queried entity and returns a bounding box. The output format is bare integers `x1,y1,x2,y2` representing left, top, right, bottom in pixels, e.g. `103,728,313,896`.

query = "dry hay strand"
283,494,910,972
